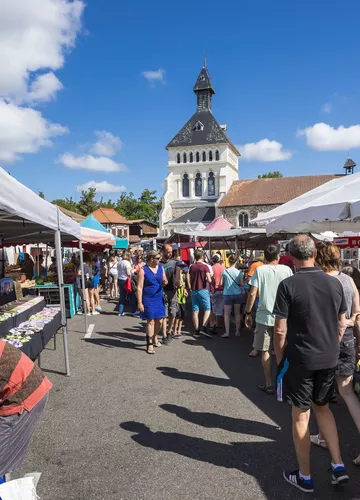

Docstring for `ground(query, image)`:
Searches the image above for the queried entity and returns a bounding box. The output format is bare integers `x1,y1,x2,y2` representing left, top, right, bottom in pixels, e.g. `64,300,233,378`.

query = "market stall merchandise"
0,167,81,375
0,295,61,361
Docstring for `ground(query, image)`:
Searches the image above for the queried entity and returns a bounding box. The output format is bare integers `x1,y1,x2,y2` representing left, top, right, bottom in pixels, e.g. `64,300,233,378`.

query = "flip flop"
249,350,259,358
353,456,360,466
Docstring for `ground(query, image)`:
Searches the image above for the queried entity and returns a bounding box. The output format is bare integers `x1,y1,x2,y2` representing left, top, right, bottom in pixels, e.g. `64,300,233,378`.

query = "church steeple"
193,63,215,112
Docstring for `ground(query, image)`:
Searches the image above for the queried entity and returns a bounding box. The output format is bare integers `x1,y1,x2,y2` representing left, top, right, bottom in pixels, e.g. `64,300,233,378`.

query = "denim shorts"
191,289,211,312
224,293,244,306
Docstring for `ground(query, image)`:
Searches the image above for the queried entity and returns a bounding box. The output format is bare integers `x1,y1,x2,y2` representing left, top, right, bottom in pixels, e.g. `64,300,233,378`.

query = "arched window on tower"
202,151,206,162
182,174,189,197
239,212,249,228
189,152,193,163
195,173,202,197
177,153,180,164
183,152,187,163
208,172,215,196
209,151,213,162
196,152,200,162
215,150,220,161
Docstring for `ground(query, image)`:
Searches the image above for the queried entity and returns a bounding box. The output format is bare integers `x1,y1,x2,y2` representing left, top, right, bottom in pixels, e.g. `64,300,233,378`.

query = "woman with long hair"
137,251,167,354
220,254,244,338
78,252,98,315
107,253,119,298
311,241,360,465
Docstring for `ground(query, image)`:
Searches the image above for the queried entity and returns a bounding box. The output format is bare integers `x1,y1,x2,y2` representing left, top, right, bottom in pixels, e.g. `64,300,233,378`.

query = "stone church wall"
171,207,194,219
219,204,281,226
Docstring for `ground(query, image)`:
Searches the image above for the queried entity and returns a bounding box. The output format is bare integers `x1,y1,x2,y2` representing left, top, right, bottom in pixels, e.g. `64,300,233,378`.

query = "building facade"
91,208,130,239
217,175,339,227
159,64,240,236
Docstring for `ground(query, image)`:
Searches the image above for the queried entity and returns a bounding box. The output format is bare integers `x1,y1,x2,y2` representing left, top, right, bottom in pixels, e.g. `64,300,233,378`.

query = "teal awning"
113,236,128,249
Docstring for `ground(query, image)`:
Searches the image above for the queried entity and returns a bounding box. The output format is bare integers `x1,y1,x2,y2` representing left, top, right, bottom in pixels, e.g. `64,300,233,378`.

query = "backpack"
162,260,176,290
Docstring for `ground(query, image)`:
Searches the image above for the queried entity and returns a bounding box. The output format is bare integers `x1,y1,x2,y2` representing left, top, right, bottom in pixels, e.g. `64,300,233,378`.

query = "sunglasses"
150,256,161,260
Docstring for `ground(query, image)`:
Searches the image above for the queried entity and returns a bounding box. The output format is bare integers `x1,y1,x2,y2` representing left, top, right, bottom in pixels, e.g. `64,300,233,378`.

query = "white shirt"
118,259,131,280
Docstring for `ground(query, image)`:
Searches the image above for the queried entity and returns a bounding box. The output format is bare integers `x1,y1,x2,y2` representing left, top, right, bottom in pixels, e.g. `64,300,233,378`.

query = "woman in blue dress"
137,250,168,354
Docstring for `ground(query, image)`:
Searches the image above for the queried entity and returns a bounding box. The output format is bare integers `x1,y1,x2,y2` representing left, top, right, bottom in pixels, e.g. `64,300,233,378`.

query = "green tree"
258,171,283,179
77,188,99,216
38,191,45,199
51,197,79,213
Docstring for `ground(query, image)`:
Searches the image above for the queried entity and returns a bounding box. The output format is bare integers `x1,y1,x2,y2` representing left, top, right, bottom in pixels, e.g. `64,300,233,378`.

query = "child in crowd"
174,261,188,337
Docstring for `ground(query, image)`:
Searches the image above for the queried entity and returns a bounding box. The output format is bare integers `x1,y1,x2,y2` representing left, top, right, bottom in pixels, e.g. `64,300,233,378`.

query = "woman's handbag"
0,477,37,500
124,277,133,293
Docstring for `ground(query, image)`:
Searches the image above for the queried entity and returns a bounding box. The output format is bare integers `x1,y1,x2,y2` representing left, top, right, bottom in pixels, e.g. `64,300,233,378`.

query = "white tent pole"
79,241,88,333
55,229,70,376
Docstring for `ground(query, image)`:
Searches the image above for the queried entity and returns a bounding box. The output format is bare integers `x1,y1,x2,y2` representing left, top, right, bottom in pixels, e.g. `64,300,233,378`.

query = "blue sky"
2,0,360,202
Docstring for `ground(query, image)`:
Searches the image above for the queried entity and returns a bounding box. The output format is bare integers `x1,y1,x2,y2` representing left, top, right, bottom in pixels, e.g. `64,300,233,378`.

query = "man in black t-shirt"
273,235,348,493
160,244,180,345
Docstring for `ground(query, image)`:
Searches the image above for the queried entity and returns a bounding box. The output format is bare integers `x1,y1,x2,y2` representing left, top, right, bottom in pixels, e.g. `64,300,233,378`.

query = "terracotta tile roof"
91,208,129,224
218,175,340,208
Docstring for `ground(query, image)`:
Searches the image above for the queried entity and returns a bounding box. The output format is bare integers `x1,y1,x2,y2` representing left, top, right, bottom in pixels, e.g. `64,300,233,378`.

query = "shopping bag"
0,477,37,500
123,278,133,293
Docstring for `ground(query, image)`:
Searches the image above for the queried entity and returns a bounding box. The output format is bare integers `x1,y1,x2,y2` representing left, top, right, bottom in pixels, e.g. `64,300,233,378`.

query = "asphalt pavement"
18,299,360,500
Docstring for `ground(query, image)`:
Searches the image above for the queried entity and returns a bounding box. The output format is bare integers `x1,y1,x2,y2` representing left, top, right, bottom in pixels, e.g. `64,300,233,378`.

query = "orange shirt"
247,261,264,297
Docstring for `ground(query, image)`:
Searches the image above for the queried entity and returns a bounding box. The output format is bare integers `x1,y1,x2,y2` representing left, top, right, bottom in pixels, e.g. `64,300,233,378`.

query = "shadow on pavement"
84,338,144,351
120,421,352,499
159,404,281,438
156,366,233,387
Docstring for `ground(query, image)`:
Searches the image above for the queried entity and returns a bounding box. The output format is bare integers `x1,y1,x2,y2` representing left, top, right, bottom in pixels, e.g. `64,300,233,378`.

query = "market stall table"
26,283,77,318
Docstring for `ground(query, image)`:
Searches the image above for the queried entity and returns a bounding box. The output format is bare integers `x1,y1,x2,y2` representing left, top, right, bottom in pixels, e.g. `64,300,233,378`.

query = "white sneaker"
92,311,100,315
221,333,230,338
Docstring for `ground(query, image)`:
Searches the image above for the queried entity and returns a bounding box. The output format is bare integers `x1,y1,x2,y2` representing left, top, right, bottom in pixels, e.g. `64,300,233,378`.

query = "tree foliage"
38,191,45,199
51,188,162,223
258,171,283,179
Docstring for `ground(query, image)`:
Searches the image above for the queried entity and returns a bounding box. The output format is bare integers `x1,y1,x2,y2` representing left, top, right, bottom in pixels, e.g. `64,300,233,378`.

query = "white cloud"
142,68,166,85
57,153,128,172
23,72,63,105
0,0,84,103
237,139,292,162
298,122,360,151
0,99,68,163
76,181,127,193
90,131,122,157
321,102,332,114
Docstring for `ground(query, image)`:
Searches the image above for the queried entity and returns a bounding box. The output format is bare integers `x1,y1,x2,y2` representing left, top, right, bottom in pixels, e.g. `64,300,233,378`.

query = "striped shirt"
0,340,52,416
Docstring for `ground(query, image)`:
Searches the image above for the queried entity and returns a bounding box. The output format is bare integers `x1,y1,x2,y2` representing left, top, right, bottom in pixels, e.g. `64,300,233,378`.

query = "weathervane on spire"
203,51,207,68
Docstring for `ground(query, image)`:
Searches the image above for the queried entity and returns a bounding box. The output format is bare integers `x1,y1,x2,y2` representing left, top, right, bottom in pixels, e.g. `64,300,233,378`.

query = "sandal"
310,434,327,449
249,349,259,358
353,455,360,466
154,340,162,348
258,384,275,395
146,336,155,354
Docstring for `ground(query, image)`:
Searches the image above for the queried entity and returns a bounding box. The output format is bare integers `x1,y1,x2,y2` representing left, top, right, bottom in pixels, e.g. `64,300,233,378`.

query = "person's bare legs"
338,375,360,462
168,314,176,335
292,407,311,476
223,304,232,336
261,350,272,387
192,311,199,331
234,304,241,336
146,319,155,353
202,309,210,329
162,317,168,339
89,289,96,313
85,289,91,314
154,319,163,346
177,319,183,334
313,404,343,464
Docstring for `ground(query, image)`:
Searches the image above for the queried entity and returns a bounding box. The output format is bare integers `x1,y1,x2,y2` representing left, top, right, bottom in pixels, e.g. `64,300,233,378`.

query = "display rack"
26,284,76,318
0,296,61,361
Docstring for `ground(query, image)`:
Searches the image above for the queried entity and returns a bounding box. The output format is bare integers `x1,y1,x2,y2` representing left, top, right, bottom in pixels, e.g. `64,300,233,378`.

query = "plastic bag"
0,477,37,500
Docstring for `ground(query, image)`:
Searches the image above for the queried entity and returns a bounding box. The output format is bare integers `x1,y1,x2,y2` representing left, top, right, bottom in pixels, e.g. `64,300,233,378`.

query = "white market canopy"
252,172,360,234
0,167,81,244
